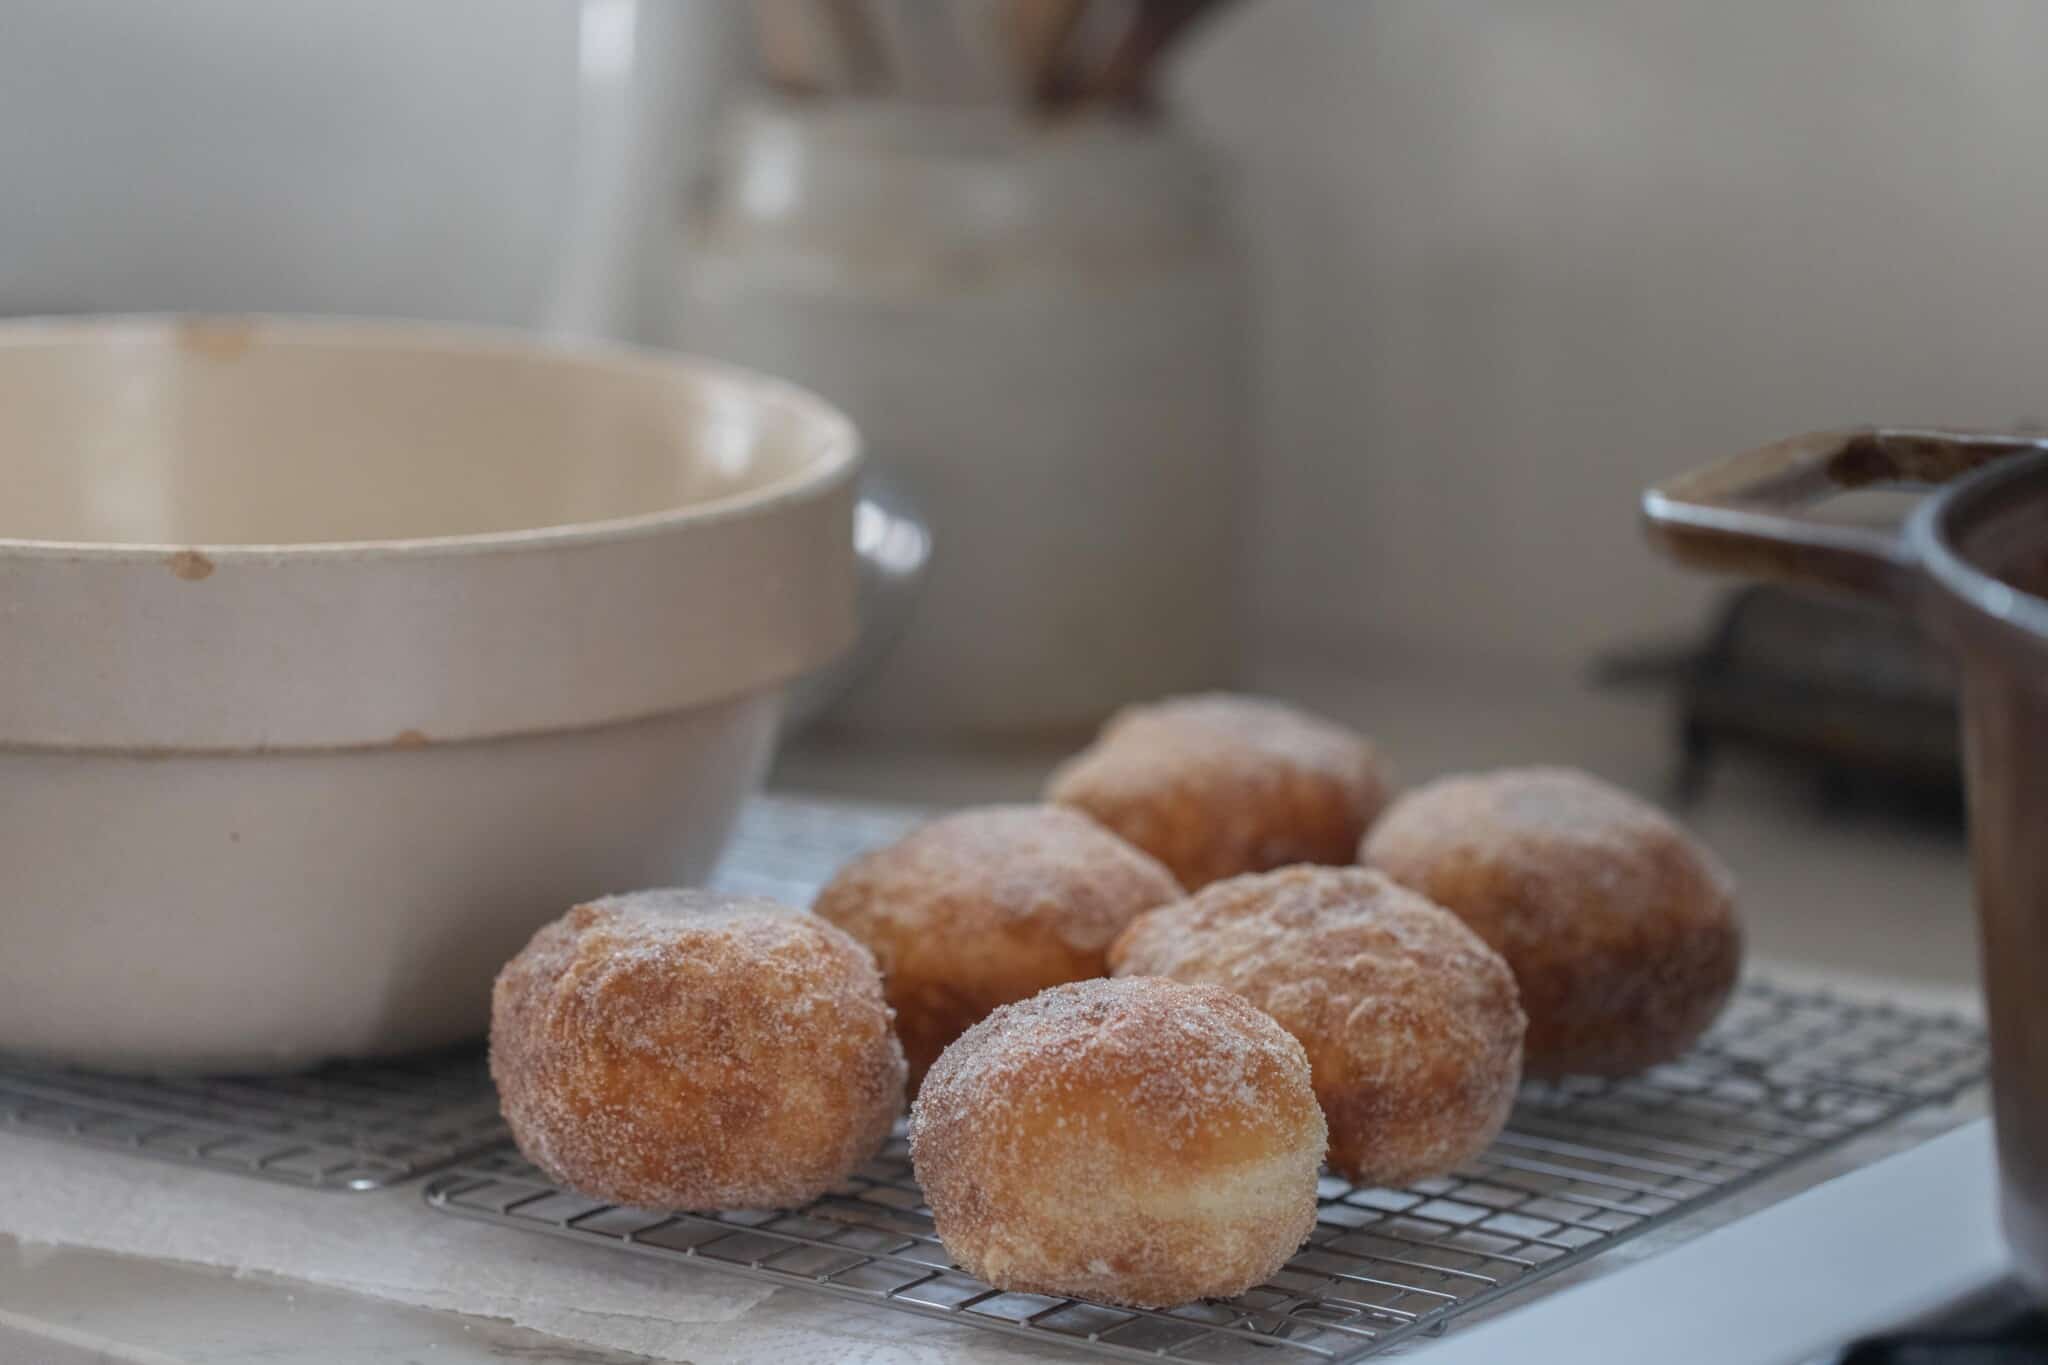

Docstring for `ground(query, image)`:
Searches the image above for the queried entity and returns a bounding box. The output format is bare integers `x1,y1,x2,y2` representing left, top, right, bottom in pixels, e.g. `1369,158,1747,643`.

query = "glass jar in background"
662,98,1247,740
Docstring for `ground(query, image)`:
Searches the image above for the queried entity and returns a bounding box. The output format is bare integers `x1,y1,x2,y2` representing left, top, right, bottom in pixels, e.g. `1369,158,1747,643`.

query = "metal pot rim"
1911,448,2048,667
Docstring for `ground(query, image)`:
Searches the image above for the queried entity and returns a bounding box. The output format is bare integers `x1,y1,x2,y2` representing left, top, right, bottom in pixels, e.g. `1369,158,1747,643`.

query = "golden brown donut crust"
1110,866,1525,1187
910,977,1326,1309
1362,767,1741,1078
490,890,905,1210
813,805,1182,1089
1046,693,1394,890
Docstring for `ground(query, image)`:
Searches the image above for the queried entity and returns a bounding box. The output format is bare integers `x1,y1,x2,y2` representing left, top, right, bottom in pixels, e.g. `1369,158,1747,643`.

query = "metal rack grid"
421,796,1991,1363
0,1046,506,1191
710,791,934,905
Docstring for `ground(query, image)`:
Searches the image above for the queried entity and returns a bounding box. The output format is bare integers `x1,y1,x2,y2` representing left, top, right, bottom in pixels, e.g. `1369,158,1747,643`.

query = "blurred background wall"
1177,1,2048,674
0,1,742,335
6,0,2048,681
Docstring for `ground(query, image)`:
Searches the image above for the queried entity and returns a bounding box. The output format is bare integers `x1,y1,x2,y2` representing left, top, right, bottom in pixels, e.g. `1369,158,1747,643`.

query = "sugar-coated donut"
910,977,1325,1309
1362,767,1741,1078
1046,693,1393,890
813,805,1182,1088
1110,866,1524,1187
490,890,905,1210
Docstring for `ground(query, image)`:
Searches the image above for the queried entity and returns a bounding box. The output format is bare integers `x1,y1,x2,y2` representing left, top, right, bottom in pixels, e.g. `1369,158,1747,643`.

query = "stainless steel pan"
1647,427,2048,1292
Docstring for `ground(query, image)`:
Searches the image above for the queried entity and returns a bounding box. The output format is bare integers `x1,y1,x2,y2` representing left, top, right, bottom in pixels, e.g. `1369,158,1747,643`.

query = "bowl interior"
0,317,850,548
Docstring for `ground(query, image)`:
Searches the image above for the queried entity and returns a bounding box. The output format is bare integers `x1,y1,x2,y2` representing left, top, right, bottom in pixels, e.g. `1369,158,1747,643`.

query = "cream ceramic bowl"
0,316,859,1072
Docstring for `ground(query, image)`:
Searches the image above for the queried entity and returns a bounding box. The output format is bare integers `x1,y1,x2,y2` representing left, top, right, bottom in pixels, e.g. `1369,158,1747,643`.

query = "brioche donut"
910,977,1325,1308
1362,767,1741,1078
490,890,905,1210
1046,693,1393,890
814,805,1182,1089
1109,866,1524,1187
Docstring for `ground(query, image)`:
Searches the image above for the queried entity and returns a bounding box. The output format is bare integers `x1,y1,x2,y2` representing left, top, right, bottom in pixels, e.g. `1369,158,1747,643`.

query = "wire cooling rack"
0,1046,506,1191
423,797,1991,1363
710,791,933,904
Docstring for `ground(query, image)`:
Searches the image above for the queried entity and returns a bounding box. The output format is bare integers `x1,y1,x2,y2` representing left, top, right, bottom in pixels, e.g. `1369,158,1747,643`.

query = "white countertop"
0,658,1992,1363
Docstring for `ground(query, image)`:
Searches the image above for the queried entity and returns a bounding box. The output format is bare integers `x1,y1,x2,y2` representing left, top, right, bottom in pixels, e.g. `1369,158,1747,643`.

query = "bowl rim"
0,313,862,561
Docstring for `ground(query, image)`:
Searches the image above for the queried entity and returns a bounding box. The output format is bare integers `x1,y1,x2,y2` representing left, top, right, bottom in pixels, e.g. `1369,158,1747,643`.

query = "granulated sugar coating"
1046,693,1393,890
909,977,1326,1309
1110,866,1525,1187
813,804,1182,1089
1363,767,1742,1078
490,889,905,1211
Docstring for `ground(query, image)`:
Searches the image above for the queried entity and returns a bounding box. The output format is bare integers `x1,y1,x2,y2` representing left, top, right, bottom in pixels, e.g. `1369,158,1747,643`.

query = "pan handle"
1642,427,2048,601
